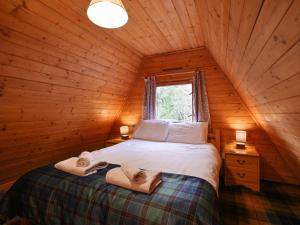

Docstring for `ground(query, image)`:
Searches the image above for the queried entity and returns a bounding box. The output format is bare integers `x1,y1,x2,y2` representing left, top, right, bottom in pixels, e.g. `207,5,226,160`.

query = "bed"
0,125,222,225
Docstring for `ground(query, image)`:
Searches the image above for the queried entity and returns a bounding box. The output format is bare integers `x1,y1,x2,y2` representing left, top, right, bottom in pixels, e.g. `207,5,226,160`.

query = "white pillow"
133,120,169,142
166,122,208,144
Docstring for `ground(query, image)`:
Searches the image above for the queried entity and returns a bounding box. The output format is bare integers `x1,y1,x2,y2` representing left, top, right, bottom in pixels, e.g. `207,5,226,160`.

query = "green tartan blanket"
0,164,221,225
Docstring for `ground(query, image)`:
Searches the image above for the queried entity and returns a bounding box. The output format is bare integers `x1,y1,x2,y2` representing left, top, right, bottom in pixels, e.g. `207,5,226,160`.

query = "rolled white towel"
121,164,147,184
55,157,108,176
106,167,161,194
76,151,92,167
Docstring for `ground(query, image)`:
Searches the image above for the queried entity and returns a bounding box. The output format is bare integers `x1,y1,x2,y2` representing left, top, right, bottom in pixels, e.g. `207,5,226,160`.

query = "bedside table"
105,138,128,147
224,144,260,191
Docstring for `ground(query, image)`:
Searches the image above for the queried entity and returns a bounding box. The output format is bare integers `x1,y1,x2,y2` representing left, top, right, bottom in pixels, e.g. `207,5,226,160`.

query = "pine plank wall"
0,0,299,187
111,48,298,184
197,0,300,183
0,0,141,184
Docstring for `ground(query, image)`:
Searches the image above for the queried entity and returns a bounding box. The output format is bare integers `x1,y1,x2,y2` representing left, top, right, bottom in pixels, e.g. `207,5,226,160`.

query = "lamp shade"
236,130,247,143
87,0,128,29
120,126,129,135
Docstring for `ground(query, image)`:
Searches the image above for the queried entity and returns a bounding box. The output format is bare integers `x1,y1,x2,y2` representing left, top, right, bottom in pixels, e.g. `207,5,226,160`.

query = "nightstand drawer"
225,154,258,169
224,144,260,191
226,167,259,183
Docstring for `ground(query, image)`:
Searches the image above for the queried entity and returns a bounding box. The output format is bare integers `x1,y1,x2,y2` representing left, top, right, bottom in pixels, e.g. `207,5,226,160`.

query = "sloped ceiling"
0,0,142,183
0,0,298,182
69,0,205,55
72,0,300,178
197,0,300,178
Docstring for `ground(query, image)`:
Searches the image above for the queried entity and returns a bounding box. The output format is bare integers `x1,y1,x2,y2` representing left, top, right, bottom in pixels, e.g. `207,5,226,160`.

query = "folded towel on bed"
121,164,147,184
106,167,161,194
55,157,108,176
76,151,93,167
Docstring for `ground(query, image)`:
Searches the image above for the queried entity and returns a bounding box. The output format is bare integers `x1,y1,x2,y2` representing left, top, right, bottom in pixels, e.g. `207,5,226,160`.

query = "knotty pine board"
111,48,298,184
0,0,141,184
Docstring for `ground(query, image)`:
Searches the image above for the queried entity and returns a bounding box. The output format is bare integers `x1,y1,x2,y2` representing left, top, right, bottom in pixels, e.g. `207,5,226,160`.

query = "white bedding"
92,139,222,191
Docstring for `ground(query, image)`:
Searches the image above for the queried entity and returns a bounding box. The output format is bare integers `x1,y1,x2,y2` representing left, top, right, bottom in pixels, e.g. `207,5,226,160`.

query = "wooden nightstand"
105,138,129,147
224,144,260,191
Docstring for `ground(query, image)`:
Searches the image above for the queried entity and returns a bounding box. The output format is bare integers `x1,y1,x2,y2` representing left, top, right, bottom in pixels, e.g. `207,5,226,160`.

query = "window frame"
155,82,194,122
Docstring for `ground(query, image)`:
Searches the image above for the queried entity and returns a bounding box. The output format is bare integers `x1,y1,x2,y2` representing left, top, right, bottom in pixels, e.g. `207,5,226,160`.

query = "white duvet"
92,139,222,191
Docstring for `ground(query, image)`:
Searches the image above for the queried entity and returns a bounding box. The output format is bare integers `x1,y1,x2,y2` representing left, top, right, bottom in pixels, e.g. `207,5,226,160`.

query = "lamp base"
236,143,245,149
121,135,129,140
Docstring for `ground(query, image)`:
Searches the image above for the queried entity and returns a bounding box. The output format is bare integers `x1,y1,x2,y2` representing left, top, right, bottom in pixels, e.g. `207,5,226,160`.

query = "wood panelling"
0,0,141,184
198,0,300,182
67,0,205,55
112,48,298,184
1,0,299,185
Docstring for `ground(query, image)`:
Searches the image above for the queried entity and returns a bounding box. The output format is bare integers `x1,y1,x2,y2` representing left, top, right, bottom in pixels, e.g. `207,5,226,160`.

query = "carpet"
219,181,300,225
0,192,4,201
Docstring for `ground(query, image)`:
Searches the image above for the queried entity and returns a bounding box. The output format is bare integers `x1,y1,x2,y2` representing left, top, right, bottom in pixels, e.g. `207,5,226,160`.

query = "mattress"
93,139,222,191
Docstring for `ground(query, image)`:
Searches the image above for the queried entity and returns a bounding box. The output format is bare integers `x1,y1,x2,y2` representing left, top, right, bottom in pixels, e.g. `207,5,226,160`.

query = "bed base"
2,129,221,225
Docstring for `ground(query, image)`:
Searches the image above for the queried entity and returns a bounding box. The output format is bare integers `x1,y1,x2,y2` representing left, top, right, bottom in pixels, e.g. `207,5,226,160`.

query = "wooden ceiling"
0,0,299,182
74,0,299,179
0,0,141,183
70,0,205,55
198,0,300,179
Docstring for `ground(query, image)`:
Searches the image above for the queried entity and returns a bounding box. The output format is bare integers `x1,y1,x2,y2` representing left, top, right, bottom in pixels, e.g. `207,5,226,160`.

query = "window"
156,84,193,122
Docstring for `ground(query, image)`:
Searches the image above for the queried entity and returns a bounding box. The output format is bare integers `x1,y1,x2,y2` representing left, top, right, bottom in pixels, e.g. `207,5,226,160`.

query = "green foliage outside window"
156,84,193,122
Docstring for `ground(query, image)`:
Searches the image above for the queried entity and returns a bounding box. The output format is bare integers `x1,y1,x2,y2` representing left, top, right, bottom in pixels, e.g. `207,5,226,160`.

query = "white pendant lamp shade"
87,0,128,29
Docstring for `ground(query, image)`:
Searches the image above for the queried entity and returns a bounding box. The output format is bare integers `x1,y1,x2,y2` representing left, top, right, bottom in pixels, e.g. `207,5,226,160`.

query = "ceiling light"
87,0,128,29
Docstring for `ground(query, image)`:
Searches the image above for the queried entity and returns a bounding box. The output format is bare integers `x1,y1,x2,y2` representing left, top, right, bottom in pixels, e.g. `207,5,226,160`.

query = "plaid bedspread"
0,164,221,225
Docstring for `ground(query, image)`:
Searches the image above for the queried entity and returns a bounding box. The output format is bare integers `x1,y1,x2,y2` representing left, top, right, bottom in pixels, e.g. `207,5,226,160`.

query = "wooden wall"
1,0,298,186
0,0,141,184
112,48,298,184
197,0,300,182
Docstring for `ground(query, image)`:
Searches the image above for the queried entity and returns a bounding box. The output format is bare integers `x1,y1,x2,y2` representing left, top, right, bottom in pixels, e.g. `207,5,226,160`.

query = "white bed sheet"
92,139,222,191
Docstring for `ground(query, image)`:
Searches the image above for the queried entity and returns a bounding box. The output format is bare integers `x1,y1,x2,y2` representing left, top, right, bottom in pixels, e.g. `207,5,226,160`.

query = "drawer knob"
237,159,246,165
237,172,246,178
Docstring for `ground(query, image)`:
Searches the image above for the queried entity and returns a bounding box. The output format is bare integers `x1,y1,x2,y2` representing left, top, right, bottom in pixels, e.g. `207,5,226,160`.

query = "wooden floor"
219,181,300,225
